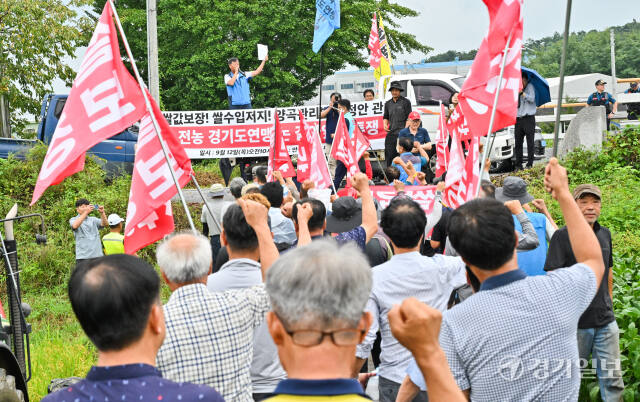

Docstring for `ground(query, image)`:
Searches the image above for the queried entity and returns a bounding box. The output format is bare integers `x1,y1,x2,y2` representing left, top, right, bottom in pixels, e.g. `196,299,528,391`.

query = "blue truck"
0,94,138,174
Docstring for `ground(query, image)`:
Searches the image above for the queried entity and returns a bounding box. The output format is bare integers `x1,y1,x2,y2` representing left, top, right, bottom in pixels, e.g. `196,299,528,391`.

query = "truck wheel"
0,369,24,402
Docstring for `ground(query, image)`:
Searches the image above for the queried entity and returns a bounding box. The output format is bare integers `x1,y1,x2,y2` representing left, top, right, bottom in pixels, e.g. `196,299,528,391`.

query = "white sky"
394,0,638,63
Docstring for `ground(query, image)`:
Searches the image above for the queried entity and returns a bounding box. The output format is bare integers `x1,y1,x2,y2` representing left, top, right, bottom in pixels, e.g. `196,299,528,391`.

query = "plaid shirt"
157,283,270,402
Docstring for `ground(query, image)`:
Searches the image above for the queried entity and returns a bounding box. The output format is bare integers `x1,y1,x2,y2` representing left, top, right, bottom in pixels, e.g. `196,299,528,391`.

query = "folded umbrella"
522,66,551,106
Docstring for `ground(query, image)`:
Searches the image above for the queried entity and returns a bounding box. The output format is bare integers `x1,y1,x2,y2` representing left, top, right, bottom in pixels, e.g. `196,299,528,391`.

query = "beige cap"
573,184,601,200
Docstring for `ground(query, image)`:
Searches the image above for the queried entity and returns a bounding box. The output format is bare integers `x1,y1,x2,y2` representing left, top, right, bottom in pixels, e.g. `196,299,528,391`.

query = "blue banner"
312,0,340,53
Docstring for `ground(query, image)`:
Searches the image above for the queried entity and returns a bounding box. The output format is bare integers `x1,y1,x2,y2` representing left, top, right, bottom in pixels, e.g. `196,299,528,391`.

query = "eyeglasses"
275,314,365,347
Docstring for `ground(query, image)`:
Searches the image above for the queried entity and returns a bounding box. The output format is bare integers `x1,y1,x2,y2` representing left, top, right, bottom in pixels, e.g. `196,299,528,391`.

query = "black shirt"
383,96,412,132
544,221,614,328
430,207,452,254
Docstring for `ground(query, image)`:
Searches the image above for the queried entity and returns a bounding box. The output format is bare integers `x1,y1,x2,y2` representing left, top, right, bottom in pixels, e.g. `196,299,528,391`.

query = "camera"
93,204,99,209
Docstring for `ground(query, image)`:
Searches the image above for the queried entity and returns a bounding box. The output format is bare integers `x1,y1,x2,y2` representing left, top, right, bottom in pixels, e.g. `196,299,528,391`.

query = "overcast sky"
394,0,637,63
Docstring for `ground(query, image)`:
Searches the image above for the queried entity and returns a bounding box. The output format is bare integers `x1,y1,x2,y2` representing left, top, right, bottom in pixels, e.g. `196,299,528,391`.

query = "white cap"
107,214,124,226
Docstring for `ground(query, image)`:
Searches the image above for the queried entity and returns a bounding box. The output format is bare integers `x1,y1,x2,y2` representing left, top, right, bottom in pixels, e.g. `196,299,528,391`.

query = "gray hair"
156,231,212,283
229,177,247,199
266,240,372,328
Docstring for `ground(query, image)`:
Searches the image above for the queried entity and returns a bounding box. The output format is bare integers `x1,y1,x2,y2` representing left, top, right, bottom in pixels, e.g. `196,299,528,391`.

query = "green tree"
424,49,477,63
0,0,92,131
96,0,431,111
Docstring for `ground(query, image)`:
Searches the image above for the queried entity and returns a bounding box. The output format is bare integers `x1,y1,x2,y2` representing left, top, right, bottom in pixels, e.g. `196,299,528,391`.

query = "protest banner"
162,101,386,158
369,185,437,214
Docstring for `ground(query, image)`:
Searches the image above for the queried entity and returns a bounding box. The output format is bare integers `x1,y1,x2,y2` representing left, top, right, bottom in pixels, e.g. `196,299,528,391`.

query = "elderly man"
43,255,222,401
207,200,287,400
156,200,278,401
264,240,373,400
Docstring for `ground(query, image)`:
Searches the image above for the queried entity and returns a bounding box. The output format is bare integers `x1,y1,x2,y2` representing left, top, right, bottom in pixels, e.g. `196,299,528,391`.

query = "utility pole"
610,28,617,98
0,94,10,138
147,0,160,104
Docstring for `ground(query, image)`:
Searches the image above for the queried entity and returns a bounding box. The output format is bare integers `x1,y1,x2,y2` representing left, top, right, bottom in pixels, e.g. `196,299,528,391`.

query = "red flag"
444,128,466,208
457,135,481,204
298,111,332,188
124,92,193,254
296,114,312,182
458,0,523,138
368,12,382,69
31,2,146,205
330,111,359,177
267,110,295,180
353,120,370,161
435,103,449,177
446,104,473,142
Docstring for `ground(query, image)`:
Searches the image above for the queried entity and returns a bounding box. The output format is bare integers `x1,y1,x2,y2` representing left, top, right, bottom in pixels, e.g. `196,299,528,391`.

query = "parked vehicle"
0,95,138,176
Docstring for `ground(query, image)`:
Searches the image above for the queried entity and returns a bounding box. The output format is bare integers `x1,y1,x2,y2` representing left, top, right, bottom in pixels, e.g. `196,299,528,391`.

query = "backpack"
365,235,394,267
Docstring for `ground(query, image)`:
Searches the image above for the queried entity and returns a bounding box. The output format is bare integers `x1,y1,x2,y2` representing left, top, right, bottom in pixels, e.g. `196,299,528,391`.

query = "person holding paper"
220,53,268,185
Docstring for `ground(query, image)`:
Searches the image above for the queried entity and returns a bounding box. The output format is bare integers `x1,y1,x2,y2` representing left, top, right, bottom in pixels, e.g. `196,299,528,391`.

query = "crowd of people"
55,148,625,401
54,55,627,402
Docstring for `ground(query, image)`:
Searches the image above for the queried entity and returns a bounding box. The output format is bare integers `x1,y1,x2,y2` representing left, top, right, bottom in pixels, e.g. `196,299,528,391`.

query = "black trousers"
514,114,535,168
385,130,400,168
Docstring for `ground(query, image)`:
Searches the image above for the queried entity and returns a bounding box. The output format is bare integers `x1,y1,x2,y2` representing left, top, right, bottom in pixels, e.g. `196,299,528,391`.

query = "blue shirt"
398,127,430,145
586,91,616,107
268,207,297,244
344,112,355,138
513,212,548,276
434,264,596,400
42,363,223,402
325,108,340,144
225,71,253,106
392,152,427,184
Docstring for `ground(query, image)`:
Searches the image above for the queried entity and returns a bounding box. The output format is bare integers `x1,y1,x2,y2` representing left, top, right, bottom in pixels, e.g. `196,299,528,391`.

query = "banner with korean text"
369,185,437,215
162,101,387,159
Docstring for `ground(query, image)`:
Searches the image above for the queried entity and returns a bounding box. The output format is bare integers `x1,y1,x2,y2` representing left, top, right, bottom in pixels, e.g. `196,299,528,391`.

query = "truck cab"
377,74,533,173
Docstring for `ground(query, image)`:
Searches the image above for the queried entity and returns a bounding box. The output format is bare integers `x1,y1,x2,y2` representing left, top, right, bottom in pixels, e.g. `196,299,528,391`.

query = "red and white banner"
457,135,481,204
446,104,473,142
458,0,523,138
162,101,386,158
298,111,332,188
31,2,146,204
369,185,437,214
331,111,359,177
444,128,466,208
267,110,295,180
124,92,193,254
368,12,382,69
353,121,371,161
435,103,449,177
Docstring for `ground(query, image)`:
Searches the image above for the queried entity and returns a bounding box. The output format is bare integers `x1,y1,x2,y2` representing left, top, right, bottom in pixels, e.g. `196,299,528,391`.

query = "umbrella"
521,67,551,106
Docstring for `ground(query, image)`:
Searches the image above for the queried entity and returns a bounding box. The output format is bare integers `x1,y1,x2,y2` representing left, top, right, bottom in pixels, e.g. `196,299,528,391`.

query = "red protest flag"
298,111,332,188
446,104,473,142
267,110,295,180
444,127,466,209
330,111,359,177
296,112,312,182
31,1,147,205
458,0,523,138
435,103,450,177
353,119,370,161
123,91,193,254
457,135,481,204
368,12,382,69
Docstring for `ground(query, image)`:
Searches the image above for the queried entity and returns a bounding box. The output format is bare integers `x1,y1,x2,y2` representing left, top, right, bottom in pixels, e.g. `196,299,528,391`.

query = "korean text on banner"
435,103,449,177
444,127,466,209
373,15,393,83
31,1,146,205
312,0,341,53
124,92,193,254
370,185,436,215
458,0,523,137
368,12,382,69
267,110,295,181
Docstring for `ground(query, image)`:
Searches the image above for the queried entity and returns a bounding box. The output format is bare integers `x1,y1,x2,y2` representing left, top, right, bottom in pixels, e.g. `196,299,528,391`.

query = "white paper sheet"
257,44,268,60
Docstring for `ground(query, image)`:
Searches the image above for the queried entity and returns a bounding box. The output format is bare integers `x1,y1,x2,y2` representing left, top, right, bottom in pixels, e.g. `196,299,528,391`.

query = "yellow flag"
373,15,393,83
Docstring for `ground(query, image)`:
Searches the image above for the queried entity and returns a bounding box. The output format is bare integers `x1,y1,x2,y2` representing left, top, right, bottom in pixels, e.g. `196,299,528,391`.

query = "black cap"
595,79,606,86
388,81,404,92
326,196,362,233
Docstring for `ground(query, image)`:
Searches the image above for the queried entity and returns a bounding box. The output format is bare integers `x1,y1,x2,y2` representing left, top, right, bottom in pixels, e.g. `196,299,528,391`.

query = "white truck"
377,73,544,172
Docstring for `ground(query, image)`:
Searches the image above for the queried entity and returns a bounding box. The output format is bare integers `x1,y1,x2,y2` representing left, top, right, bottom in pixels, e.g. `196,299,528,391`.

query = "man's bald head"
156,232,212,284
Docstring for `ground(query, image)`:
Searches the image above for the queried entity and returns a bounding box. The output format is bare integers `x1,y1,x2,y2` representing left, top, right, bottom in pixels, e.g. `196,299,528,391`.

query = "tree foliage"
95,0,431,111
523,20,640,79
424,49,477,63
0,0,92,130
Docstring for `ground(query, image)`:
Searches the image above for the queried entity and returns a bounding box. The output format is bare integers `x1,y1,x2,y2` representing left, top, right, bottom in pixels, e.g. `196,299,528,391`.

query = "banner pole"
109,0,196,232
476,30,514,197
190,173,222,232
552,0,572,157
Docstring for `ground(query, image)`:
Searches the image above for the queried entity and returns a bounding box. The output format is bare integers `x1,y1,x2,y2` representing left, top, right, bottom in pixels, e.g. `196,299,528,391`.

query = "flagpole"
476,30,514,197
109,0,196,232
190,173,222,232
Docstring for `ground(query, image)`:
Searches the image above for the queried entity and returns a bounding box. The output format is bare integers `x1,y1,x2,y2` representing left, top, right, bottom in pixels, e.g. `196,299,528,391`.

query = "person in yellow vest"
102,214,125,255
